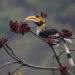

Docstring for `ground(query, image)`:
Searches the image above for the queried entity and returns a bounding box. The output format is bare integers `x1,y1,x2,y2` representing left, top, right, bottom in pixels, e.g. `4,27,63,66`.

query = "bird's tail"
63,43,74,66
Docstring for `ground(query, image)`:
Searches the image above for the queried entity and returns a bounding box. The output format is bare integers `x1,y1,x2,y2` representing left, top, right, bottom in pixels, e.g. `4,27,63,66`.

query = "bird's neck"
37,23,45,35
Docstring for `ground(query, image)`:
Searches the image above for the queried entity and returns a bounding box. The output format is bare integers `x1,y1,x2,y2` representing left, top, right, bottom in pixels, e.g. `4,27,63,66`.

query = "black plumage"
39,28,59,38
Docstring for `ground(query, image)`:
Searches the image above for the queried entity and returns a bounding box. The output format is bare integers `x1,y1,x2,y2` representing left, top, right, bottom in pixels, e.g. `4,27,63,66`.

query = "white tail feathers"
62,43,74,66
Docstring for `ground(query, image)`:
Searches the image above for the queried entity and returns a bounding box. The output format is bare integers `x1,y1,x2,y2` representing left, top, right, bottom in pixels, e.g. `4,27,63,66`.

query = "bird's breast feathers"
39,28,59,38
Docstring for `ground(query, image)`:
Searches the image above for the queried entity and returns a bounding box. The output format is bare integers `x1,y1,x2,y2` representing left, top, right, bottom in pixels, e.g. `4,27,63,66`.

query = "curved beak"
24,16,40,22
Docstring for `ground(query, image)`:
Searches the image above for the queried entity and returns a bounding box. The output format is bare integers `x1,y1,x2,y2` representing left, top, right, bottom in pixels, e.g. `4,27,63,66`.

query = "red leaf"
41,12,48,18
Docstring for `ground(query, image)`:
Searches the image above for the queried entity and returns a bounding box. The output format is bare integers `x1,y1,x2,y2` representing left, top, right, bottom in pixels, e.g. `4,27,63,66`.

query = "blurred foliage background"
0,0,75,75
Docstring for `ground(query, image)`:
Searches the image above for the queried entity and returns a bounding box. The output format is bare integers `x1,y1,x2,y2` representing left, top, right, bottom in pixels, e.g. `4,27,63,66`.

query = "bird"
24,14,59,39
24,12,74,66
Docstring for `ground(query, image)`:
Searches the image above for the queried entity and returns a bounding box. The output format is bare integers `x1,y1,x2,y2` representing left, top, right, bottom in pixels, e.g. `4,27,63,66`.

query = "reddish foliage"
59,29,72,38
2,37,8,42
9,20,30,35
58,66,68,75
0,37,8,48
41,12,48,18
45,39,54,44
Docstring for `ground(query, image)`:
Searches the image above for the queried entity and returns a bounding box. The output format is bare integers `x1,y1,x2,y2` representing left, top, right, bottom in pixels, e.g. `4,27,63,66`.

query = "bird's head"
24,12,47,29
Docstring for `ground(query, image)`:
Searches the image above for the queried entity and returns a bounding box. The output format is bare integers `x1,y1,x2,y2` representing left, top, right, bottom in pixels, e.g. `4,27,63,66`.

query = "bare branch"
51,46,62,66
0,61,58,71
12,65,23,75
0,39,59,72
22,62,58,70
0,30,74,75
58,49,75,57
29,30,73,75
0,62,18,69
4,42,22,62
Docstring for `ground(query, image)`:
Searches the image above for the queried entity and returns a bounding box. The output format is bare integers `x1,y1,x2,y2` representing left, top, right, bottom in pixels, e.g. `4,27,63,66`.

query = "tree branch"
0,62,18,69
12,65,23,75
29,30,74,75
51,46,62,66
58,49,75,58
0,30,74,75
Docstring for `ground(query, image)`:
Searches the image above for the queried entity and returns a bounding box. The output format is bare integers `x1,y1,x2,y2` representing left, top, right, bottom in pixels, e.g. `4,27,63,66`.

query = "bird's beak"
24,16,40,22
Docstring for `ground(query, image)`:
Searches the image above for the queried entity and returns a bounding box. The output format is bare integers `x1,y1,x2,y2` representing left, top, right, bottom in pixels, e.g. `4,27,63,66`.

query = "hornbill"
24,12,74,66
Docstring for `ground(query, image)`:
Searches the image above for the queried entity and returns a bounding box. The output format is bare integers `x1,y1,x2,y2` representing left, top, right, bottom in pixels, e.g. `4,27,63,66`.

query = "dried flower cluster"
58,66,68,75
45,39,54,45
59,29,72,38
9,20,30,35
41,12,48,18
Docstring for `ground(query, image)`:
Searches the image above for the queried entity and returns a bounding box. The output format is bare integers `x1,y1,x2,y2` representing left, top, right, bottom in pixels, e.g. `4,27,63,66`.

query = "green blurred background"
0,0,75,75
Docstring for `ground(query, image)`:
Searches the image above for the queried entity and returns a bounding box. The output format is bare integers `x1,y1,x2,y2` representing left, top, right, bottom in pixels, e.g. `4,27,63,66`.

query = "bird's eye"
36,15,39,18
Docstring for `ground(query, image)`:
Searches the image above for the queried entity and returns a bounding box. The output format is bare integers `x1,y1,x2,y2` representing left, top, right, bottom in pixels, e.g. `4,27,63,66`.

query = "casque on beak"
24,15,45,26
24,16,40,22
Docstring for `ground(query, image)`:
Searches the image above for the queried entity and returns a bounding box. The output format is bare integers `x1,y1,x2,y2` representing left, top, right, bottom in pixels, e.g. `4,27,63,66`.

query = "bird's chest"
38,28,59,38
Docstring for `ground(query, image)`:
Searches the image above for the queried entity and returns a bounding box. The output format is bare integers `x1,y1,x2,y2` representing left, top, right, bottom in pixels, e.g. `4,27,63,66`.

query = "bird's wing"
39,28,59,38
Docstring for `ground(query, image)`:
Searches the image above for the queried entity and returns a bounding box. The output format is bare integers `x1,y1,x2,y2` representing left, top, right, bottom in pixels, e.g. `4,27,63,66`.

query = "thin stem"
0,30,74,74
4,42,22,63
2,43,19,62
58,49,75,58
22,63,58,70
4,42,21,61
12,65,23,75
51,46,62,66
0,61,58,70
30,30,46,41
29,30,73,75
0,62,18,69
0,40,59,71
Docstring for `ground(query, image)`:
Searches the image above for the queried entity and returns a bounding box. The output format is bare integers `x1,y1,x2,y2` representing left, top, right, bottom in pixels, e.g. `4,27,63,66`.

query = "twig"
11,63,58,75
58,49,75,57
51,46,62,66
3,42,23,63
1,40,59,70
0,61,58,71
0,30,74,74
21,62,58,70
0,40,59,72
0,62,18,69
4,42,21,61
30,31,63,66
29,30,73,75
30,30,63,66
30,30,46,41
12,65,23,75
0,40,59,73
2,42,21,63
